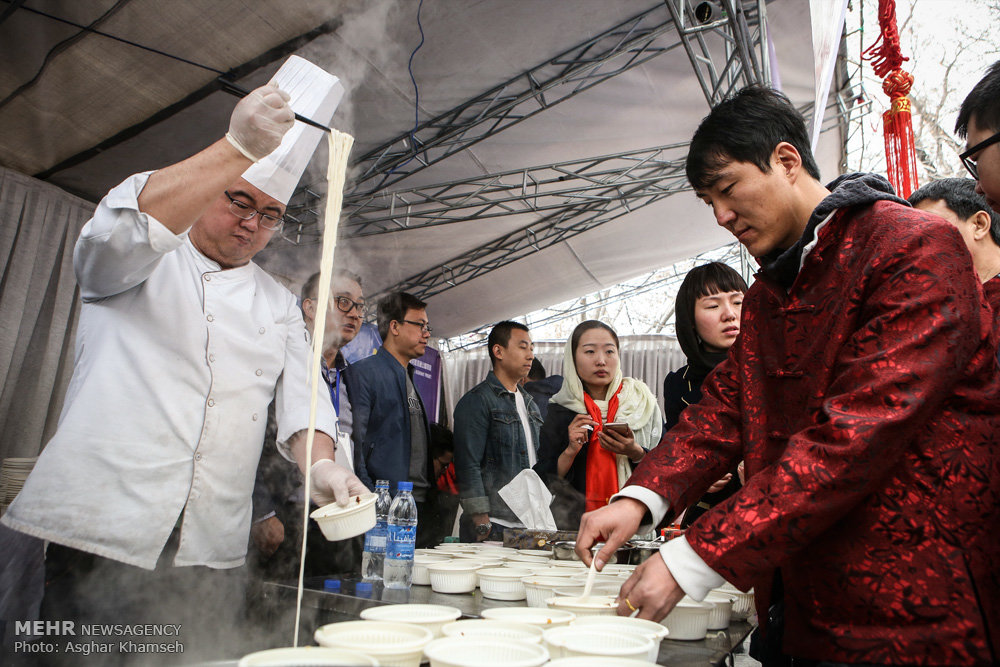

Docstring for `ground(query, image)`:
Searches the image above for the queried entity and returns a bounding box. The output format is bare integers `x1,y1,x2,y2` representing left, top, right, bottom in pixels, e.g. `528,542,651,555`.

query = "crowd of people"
3,53,1000,666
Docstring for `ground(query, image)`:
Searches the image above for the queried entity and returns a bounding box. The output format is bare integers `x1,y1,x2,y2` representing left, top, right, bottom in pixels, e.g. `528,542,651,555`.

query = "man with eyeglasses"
957,60,1000,214
909,179,1000,315
346,292,438,546
2,59,366,658
249,269,366,582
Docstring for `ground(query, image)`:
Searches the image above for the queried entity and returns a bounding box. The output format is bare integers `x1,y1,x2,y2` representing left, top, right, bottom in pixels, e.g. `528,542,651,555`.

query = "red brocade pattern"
627,202,1000,665
862,0,919,198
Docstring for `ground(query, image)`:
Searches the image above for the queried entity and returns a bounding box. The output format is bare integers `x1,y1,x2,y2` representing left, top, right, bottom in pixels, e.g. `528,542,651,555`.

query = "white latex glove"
226,83,294,162
311,459,368,507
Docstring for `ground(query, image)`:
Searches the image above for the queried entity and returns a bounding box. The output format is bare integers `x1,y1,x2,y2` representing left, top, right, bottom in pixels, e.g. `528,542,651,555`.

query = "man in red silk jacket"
577,86,1000,666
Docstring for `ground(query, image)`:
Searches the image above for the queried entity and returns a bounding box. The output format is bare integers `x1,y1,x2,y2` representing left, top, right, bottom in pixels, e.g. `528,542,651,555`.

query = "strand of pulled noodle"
294,128,354,646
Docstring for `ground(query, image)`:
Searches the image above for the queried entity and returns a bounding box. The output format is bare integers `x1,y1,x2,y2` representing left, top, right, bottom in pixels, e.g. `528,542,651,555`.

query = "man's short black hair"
300,269,363,303
956,60,1000,138
686,85,822,191
909,178,1000,246
487,320,530,366
377,291,427,340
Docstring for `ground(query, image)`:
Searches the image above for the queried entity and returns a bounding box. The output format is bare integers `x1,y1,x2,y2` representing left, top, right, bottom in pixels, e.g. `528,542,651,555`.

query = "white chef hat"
242,55,345,205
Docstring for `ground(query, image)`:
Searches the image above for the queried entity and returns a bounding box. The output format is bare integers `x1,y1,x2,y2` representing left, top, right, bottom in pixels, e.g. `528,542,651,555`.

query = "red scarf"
583,384,622,512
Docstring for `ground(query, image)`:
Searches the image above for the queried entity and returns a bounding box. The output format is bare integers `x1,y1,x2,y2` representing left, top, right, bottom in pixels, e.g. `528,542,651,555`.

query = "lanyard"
323,364,341,416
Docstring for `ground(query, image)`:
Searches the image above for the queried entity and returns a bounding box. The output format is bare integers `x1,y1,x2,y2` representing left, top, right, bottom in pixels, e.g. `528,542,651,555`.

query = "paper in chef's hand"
498,469,557,531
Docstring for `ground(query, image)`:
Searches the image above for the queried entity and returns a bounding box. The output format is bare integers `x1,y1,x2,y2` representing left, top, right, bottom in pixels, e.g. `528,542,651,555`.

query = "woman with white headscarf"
534,320,662,528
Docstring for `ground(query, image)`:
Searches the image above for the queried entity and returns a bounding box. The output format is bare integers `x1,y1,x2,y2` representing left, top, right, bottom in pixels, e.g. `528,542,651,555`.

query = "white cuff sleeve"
659,535,725,601
611,486,670,533
253,511,277,524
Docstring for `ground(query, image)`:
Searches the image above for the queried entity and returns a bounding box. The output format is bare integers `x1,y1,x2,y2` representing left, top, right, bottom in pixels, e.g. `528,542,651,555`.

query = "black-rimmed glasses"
224,191,284,231
334,296,366,316
402,319,433,334
959,130,1000,180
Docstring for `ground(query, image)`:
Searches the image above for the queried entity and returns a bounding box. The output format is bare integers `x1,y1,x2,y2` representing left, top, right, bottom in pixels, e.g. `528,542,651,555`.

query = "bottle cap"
397,481,413,492
355,582,373,598
443,536,460,543
376,479,389,488
323,579,341,592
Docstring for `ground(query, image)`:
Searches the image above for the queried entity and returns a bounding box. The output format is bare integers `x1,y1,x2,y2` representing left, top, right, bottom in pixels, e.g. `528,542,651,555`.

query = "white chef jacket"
2,172,338,570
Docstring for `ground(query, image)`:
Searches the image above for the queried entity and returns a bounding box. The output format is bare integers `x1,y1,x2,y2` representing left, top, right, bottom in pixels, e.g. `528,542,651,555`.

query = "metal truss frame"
347,5,685,197
379,154,692,302
342,143,691,237
664,0,769,106
281,1,777,314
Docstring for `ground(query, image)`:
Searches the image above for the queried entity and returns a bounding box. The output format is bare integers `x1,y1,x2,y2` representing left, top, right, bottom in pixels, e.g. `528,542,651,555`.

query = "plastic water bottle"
383,481,418,589
361,480,391,581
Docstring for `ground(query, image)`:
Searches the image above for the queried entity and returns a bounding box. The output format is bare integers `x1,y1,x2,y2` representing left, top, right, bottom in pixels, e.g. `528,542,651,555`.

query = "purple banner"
411,347,442,424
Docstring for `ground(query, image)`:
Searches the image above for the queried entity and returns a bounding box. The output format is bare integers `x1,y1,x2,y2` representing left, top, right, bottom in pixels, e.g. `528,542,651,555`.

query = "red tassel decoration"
861,0,919,198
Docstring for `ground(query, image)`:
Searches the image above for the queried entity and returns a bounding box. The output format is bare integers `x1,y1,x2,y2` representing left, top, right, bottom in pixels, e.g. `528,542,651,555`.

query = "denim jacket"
453,371,543,523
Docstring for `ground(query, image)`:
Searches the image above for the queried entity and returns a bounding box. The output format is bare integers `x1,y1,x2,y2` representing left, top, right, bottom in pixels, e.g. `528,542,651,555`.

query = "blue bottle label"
386,525,416,559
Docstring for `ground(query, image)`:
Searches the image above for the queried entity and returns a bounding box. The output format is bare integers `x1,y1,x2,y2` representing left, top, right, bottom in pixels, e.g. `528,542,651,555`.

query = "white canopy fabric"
0,1,846,338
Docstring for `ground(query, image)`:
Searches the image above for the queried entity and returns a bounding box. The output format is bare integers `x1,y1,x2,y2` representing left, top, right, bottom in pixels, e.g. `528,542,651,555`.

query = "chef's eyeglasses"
224,191,284,231
959,130,1000,180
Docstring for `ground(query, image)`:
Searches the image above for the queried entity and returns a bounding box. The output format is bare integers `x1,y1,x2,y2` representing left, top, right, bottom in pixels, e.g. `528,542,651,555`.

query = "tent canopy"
0,0,846,338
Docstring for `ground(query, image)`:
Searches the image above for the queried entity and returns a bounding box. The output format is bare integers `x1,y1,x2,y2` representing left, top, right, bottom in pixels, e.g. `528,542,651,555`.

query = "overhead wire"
0,0,141,112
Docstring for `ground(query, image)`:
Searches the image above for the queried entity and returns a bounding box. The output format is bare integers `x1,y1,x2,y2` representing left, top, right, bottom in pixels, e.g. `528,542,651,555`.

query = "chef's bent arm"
74,141,252,300
136,140,252,235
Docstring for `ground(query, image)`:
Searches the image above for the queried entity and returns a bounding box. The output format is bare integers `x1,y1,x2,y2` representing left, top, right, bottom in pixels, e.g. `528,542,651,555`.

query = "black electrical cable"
0,0,139,112
0,0,27,28
0,0,230,113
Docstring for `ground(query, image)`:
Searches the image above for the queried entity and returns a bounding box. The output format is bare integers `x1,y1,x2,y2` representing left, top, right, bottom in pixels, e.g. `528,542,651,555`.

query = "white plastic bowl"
527,567,579,578
413,555,451,586
521,576,577,608
702,591,736,629
238,646,379,666
660,599,712,640
548,560,587,569
545,596,618,618
542,627,653,661
504,554,551,565
599,563,636,575
314,620,433,667
571,615,668,662
427,561,483,594
434,544,479,554
360,603,462,638
546,657,658,667
423,637,549,667
516,549,554,558
715,582,755,620
481,607,576,627
476,567,532,600
309,493,377,541
441,619,543,644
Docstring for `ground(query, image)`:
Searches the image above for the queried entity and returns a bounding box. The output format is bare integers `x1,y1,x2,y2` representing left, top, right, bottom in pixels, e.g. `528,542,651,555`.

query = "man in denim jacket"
453,321,542,541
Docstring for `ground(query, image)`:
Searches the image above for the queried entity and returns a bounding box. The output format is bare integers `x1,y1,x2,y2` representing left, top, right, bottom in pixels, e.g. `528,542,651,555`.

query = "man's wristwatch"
475,522,491,537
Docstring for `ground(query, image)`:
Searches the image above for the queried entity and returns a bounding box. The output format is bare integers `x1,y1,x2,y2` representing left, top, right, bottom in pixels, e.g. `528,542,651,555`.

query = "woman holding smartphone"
662,261,748,527
535,320,661,526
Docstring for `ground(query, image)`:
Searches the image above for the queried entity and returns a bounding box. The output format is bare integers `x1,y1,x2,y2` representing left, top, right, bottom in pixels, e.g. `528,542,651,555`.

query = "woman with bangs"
663,261,748,527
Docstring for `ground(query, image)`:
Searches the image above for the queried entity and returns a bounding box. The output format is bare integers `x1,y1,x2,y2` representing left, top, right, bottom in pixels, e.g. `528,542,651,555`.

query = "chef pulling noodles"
1,56,366,663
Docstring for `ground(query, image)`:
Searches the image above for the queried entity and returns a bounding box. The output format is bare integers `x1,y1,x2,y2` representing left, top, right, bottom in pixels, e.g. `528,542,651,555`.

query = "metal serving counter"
261,576,754,667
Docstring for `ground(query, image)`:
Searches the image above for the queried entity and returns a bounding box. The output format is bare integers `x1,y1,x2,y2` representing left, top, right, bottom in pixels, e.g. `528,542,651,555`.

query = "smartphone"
604,422,630,436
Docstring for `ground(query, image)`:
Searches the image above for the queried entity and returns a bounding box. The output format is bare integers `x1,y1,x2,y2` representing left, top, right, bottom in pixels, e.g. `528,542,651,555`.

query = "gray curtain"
0,166,94,462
